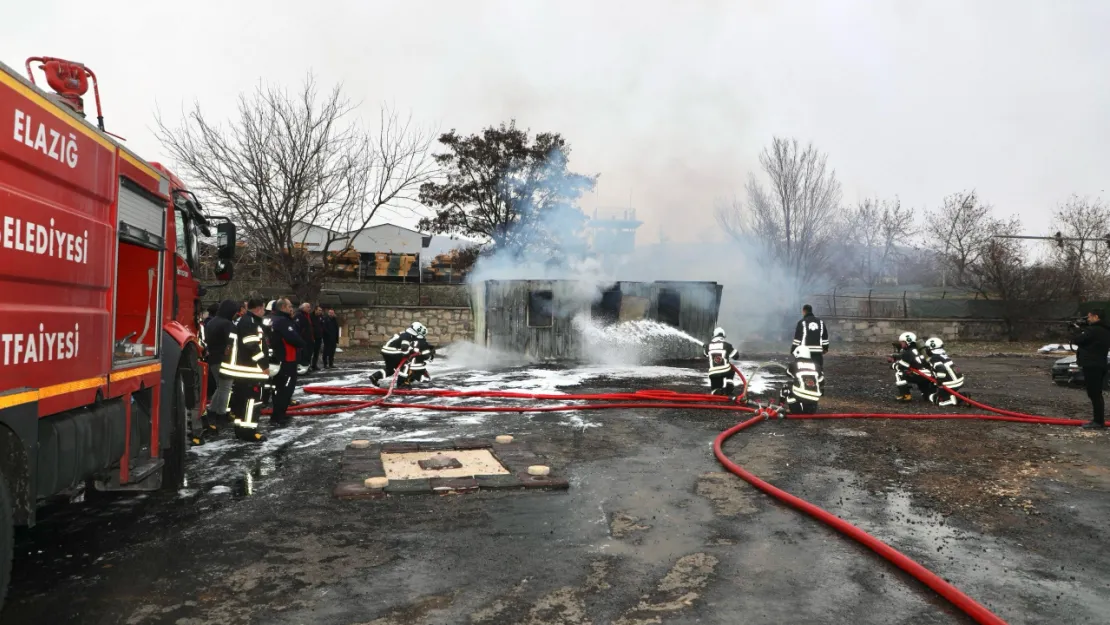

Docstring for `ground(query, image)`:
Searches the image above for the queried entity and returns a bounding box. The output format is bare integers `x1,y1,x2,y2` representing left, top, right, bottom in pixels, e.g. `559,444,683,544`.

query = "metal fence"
810,290,1079,319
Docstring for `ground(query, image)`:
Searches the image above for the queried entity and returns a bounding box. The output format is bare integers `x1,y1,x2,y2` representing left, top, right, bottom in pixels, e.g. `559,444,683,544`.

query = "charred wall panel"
472,279,721,361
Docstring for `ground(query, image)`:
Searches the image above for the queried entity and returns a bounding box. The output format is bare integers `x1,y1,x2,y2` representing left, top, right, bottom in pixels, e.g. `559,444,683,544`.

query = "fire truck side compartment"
34,391,152,499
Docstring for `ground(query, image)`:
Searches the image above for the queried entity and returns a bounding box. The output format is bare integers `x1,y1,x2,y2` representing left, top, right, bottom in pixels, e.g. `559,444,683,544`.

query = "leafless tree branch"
716,137,842,293
156,76,435,302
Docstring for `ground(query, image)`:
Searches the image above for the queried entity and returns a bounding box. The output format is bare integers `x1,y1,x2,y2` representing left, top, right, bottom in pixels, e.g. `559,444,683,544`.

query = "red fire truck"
0,56,235,607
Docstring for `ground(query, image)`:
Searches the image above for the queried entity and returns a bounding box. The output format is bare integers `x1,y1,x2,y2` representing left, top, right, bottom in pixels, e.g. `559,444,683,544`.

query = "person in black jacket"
1072,309,1110,429
293,302,315,372
200,299,239,441
793,304,829,390
270,299,308,424
310,305,326,371
322,308,340,369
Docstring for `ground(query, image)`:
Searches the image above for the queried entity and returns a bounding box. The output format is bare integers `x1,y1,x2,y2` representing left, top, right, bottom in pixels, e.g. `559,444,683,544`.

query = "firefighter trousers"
271,362,300,422
895,370,934,396
708,371,736,396
371,353,407,384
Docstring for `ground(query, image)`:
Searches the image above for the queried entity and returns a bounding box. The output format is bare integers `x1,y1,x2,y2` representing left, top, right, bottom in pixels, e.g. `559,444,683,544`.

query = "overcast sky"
4,1,1107,244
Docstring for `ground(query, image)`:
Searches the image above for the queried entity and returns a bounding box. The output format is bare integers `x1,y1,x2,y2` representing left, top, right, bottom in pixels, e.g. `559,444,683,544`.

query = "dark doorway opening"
657,289,681,327
592,285,622,326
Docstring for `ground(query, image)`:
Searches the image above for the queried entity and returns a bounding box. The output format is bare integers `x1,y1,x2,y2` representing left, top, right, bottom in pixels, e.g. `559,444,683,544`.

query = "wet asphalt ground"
3,353,1109,624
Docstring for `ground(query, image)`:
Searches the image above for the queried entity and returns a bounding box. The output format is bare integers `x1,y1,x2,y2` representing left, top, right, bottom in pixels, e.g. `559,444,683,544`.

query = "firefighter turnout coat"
924,348,964,390
220,311,271,382
789,359,822,402
703,339,739,375
793,313,829,355
382,330,422,358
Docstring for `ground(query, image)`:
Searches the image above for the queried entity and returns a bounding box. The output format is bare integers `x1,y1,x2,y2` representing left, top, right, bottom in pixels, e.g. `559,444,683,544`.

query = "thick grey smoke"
466,149,804,355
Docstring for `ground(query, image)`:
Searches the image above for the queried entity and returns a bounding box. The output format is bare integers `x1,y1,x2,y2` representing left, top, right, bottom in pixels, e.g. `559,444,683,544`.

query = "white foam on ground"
184,360,777,488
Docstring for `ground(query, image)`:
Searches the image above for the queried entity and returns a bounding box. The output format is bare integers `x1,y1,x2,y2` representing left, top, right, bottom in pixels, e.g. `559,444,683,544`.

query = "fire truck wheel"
162,370,189,490
0,471,12,611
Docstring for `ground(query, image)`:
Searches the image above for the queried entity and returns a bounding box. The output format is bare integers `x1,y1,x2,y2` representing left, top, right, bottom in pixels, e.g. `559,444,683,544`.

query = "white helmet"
713,327,726,339
410,321,428,337
792,345,810,359
265,300,276,312
898,331,917,345
924,337,943,350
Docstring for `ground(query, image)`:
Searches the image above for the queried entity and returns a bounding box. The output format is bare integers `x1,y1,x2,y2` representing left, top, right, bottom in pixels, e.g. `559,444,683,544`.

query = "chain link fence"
809,288,1079,320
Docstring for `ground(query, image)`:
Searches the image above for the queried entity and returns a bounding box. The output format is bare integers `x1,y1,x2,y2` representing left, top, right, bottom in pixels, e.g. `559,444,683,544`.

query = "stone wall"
205,281,469,308
825,317,1017,343
339,305,473,348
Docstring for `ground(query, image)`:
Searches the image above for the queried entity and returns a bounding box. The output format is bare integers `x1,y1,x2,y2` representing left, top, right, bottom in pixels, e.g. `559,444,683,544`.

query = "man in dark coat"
322,308,341,369
1073,309,1110,429
310,305,326,371
293,302,315,372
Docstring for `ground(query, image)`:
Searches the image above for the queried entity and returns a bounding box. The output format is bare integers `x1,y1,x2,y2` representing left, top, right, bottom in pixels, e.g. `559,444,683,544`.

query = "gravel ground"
2,350,1108,625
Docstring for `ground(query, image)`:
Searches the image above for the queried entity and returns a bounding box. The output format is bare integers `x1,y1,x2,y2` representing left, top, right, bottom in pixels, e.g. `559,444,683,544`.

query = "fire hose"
283,364,1084,625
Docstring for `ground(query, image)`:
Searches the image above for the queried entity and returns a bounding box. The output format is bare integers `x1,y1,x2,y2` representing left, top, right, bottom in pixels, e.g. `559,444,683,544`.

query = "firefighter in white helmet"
890,331,930,401
703,327,741,397
370,321,430,386
922,337,965,406
781,345,822,413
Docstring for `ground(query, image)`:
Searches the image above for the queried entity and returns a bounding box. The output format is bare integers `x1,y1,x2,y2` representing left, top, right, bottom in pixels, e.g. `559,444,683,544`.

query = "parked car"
1051,353,1110,387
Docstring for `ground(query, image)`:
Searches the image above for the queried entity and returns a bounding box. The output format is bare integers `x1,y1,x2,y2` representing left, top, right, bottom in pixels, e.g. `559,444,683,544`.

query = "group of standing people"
292,303,341,372
198,298,343,444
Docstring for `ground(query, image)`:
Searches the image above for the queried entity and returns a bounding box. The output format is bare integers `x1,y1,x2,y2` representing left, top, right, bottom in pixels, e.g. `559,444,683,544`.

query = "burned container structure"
468,279,723,360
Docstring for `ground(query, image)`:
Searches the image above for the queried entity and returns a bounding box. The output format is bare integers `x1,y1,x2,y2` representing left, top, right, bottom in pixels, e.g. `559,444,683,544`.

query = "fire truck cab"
0,56,234,609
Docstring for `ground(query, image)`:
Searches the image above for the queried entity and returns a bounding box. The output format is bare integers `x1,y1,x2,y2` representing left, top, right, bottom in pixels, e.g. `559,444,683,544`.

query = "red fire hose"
279,365,1084,625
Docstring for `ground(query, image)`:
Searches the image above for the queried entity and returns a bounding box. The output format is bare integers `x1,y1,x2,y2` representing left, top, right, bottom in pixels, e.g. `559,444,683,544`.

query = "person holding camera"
1072,309,1110,429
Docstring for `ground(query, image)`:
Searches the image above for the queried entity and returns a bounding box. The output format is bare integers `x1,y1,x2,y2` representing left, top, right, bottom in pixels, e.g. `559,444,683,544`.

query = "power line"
993,232,1110,248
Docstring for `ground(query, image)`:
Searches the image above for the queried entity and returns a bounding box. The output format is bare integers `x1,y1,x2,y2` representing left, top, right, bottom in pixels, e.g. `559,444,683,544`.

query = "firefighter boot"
201,411,222,437
369,370,385,386
235,426,268,443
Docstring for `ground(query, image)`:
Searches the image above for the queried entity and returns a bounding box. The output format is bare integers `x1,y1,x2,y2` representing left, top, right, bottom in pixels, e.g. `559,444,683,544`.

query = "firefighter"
369,322,428,386
781,345,822,413
890,331,932,401
399,339,437,386
222,298,271,442
793,304,829,389
200,299,238,441
922,337,965,406
703,327,741,397
269,298,307,425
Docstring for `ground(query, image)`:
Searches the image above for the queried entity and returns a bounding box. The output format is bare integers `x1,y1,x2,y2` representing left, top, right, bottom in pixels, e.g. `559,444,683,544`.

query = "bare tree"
839,197,916,286
1048,195,1110,300
716,137,842,292
924,190,1016,287
157,76,435,302
967,232,1067,339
